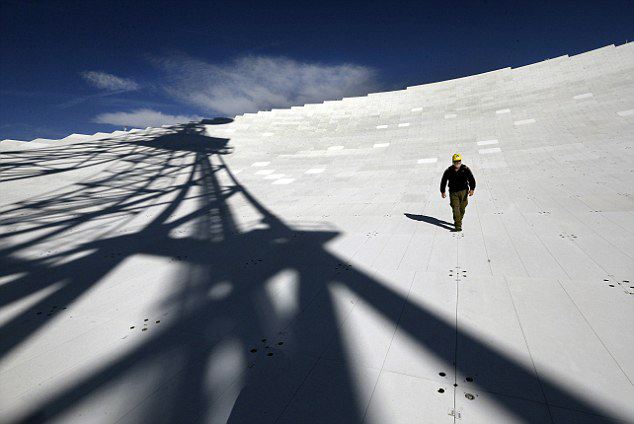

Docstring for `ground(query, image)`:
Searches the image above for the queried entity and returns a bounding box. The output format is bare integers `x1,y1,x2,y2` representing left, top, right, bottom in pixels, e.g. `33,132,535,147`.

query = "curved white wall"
1,43,633,424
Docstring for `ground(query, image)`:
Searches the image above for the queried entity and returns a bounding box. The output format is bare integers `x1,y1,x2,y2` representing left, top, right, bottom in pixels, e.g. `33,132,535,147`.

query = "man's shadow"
404,213,454,231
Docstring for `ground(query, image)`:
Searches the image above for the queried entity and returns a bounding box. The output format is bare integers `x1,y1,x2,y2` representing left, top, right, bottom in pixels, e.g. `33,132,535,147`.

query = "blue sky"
1,0,633,140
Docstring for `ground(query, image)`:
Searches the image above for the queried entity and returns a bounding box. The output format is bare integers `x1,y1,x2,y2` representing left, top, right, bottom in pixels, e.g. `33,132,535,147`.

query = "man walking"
440,154,476,232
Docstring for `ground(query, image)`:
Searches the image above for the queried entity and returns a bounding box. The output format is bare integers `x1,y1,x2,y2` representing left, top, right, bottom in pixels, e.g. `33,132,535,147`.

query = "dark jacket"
440,164,476,193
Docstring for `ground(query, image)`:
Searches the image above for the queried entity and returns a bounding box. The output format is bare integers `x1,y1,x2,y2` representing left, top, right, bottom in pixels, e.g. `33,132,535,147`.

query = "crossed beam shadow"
0,125,621,423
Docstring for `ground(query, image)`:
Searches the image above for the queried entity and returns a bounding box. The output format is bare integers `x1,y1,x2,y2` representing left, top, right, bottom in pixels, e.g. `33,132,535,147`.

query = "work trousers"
449,189,468,230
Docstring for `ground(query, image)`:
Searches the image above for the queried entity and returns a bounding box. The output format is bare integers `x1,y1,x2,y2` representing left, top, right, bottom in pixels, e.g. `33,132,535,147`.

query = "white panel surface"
2,43,634,424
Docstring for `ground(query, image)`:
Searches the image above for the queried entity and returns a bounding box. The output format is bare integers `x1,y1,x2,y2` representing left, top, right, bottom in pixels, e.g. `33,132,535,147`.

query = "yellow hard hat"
452,153,462,162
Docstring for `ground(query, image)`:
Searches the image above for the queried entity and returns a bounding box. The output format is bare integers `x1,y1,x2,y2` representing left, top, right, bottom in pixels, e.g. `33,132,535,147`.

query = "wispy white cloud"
82,71,140,91
153,55,381,116
94,109,201,127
